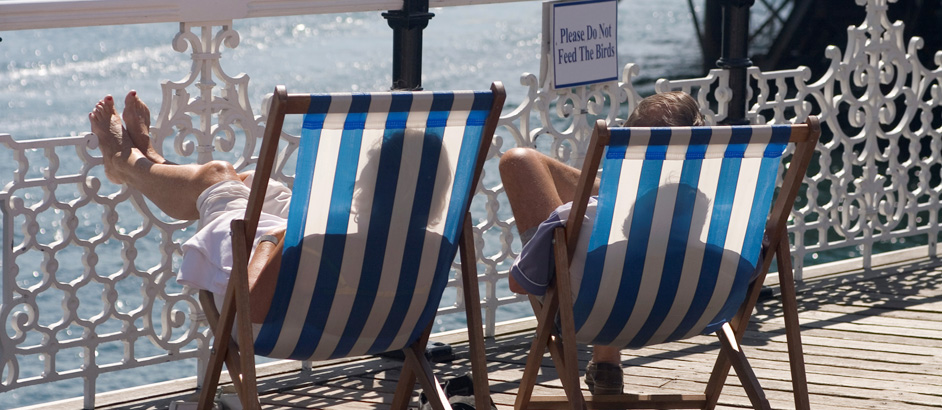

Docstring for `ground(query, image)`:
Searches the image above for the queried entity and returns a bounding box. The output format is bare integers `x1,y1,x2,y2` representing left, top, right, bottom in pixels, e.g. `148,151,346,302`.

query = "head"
351,130,452,228
624,182,710,240
624,91,704,127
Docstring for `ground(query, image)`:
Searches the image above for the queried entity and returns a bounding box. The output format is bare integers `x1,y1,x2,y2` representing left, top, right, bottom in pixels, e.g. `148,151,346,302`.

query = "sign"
543,0,618,89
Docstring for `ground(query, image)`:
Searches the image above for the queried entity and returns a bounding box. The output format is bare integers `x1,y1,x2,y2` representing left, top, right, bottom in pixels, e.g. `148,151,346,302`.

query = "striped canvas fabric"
253,90,494,361
569,125,791,349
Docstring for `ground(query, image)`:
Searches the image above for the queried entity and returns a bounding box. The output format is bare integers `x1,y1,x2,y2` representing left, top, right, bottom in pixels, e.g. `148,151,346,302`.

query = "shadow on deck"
56,257,942,410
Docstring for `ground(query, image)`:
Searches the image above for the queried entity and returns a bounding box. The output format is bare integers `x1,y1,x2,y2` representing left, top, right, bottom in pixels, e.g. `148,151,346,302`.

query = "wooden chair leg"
391,358,418,410
546,335,584,410
707,233,809,410
404,339,450,410
703,349,731,410
704,248,771,409
391,322,433,410
459,215,491,410
198,287,237,410
199,291,246,397
552,228,586,410
716,323,771,410
198,221,261,410
776,237,810,410
545,335,568,385
514,294,558,410
230,220,261,410
224,348,247,393
198,340,227,409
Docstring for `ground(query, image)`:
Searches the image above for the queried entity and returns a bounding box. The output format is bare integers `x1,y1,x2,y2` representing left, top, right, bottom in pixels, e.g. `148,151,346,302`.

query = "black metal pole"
716,0,753,125
701,0,723,73
716,0,775,300
383,0,433,91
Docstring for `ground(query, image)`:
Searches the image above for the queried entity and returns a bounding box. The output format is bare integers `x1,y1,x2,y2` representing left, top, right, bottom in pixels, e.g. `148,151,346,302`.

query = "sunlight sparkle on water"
0,2,704,407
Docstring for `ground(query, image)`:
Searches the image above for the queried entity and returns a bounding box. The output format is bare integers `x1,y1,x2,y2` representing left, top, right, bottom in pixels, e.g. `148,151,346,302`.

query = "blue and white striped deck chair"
515,117,820,410
197,83,506,410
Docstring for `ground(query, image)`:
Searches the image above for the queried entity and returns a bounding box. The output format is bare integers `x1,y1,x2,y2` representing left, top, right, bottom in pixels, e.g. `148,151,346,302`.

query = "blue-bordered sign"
544,0,618,89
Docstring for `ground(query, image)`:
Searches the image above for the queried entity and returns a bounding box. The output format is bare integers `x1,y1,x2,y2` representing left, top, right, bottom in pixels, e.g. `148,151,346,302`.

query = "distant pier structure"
691,0,942,72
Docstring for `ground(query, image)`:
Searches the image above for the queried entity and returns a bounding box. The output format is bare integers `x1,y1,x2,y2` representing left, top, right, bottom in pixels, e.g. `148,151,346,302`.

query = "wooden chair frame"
514,117,821,410
196,82,506,410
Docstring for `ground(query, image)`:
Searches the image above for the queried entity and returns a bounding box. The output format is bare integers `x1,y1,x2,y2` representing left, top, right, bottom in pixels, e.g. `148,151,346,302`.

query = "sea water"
0,1,701,407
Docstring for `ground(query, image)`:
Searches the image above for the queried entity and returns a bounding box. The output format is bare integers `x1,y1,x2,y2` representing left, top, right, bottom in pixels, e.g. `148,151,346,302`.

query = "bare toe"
123,91,151,137
90,97,116,136
89,95,129,184
122,90,162,163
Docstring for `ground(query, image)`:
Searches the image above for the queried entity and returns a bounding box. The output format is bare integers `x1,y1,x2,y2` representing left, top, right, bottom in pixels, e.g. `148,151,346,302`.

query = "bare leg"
103,93,285,321
90,95,240,220
499,147,617,382
499,147,598,237
122,92,258,183
593,346,620,363
500,148,567,233
122,93,254,183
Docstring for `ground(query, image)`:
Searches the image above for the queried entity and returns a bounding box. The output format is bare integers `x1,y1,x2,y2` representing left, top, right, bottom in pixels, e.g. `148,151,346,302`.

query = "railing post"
84,376,96,409
1,198,10,304
716,0,753,125
383,0,433,91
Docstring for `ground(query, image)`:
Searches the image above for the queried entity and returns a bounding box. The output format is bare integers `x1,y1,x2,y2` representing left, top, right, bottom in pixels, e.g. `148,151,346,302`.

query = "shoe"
585,361,624,395
419,373,497,410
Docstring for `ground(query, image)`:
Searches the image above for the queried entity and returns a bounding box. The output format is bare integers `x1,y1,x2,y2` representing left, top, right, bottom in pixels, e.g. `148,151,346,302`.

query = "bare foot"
89,96,131,184
123,90,168,164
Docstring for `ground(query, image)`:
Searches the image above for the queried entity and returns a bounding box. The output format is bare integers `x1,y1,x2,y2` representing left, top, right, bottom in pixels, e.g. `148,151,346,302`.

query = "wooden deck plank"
76,263,942,410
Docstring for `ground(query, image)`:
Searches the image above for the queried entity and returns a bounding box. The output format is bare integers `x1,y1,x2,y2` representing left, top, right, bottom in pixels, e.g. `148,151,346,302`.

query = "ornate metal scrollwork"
3,1,941,405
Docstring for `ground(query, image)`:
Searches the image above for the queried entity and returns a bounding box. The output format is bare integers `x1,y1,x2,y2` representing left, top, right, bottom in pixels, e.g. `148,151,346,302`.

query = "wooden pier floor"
87,257,942,410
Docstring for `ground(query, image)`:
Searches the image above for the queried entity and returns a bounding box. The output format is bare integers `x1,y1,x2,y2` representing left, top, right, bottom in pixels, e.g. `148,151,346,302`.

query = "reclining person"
499,91,704,394
90,91,454,330
89,92,286,323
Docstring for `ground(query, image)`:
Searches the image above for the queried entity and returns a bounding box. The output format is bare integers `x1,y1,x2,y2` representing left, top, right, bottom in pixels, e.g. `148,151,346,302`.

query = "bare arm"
247,228,285,323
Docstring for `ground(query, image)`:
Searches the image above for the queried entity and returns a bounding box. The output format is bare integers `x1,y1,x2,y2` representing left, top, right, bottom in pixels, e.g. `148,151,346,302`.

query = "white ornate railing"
2,0,940,407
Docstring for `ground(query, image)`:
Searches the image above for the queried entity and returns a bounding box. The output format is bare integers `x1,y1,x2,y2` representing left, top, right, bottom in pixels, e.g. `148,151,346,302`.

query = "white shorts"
176,172,291,295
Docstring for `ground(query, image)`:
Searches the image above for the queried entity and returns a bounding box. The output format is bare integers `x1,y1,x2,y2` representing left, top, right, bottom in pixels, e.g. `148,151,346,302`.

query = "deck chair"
514,117,820,410
196,82,506,410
